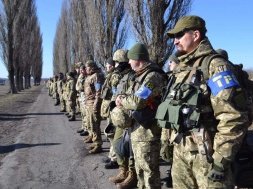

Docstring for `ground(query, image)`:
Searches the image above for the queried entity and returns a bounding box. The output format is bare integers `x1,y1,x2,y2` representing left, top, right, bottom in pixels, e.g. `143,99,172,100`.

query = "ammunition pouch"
156,83,202,132
101,86,112,100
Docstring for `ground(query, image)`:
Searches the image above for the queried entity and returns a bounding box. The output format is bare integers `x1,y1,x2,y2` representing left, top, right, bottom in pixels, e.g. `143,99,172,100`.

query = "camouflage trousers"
80,103,87,131
59,94,66,111
76,96,81,113
68,99,76,116
113,127,134,169
172,143,234,189
132,140,161,189
85,105,102,147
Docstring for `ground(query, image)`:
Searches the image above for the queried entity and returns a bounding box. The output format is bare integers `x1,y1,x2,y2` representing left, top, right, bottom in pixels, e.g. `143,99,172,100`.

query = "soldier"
76,65,89,136
49,78,54,96
83,60,104,154
157,15,249,188
58,72,66,112
65,72,77,121
115,43,167,188
108,49,137,188
100,57,120,169
74,62,83,115
52,75,59,105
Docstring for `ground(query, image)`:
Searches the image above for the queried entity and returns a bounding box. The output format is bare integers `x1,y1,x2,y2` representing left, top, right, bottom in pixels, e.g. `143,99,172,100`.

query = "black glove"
207,162,225,182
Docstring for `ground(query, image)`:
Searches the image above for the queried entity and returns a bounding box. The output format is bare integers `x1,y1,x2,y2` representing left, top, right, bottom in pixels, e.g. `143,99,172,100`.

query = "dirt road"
0,85,171,189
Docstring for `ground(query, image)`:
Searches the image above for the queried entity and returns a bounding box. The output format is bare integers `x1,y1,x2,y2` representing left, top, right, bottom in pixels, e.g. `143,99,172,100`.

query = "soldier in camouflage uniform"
49,78,54,96
76,65,89,136
100,57,120,169
157,15,249,188
83,60,104,154
108,49,137,188
52,75,59,106
74,62,83,115
116,43,167,189
65,72,77,121
57,72,66,112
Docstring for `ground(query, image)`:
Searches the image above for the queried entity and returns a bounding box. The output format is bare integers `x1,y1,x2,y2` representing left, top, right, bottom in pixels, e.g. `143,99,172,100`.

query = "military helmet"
85,60,96,67
216,49,228,60
113,49,129,63
110,106,132,129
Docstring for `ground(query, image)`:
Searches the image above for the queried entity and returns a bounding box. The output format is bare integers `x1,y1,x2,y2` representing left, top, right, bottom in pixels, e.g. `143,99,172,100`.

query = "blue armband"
112,87,117,95
135,85,152,99
95,83,101,90
207,70,241,96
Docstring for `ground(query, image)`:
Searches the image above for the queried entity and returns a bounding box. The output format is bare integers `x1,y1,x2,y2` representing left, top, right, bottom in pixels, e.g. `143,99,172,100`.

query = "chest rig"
156,57,215,139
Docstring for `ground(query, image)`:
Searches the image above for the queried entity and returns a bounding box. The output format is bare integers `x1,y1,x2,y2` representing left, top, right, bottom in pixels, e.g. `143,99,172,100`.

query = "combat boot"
109,167,127,183
83,136,93,143
89,145,102,154
67,114,72,118
60,109,66,112
68,115,76,121
64,112,69,115
116,168,137,189
86,143,96,150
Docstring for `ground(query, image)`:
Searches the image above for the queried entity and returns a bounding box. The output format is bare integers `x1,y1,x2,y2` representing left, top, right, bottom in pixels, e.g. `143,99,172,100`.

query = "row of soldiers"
45,15,251,189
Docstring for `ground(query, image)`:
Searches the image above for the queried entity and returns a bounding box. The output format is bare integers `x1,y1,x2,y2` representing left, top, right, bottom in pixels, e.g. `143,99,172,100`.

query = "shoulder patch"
95,83,101,90
207,70,241,96
144,81,155,90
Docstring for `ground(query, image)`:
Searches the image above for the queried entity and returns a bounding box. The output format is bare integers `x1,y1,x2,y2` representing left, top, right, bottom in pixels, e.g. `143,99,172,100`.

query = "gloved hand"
160,140,173,163
207,161,225,182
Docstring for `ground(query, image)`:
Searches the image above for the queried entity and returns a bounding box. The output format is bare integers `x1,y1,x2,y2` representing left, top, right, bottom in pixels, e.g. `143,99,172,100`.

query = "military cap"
169,54,180,64
127,43,149,61
85,60,96,67
106,57,115,66
216,49,228,60
113,49,129,63
167,15,207,38
66,72,74,78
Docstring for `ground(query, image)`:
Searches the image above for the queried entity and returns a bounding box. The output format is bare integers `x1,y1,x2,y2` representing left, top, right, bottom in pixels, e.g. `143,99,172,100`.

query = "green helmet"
113,49,128,63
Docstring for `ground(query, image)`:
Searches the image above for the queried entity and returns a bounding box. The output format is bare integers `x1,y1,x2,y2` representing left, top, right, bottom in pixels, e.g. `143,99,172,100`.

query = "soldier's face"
85,66,92,74
173,30,199,54
129,59,140,71
106,63,114,71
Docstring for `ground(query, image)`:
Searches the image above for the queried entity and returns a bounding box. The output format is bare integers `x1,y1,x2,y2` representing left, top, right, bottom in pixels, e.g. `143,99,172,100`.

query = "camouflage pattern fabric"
66,77,77,116
172,139,234,189
120,62,166,188
132,140,161,189
167,38,248,188
85,105,102,147
57,79,66,111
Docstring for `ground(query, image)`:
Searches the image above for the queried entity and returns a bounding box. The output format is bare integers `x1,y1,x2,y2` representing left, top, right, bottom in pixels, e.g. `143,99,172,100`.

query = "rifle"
161,74,175,102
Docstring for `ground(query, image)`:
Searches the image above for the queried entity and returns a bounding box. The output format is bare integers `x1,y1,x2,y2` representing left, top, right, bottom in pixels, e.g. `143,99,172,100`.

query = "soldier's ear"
193,30,201,42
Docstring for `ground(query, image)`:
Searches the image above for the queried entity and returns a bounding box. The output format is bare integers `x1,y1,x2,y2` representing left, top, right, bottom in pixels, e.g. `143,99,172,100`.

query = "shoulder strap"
140,67,165,84
200,54,224,81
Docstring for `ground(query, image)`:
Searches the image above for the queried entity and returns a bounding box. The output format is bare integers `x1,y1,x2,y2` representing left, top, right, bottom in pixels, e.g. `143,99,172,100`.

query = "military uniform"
76,71,87,132
119,43,167,189
57,74,66,112
101,67,121,163
157,16,249,189
66,73,77,120
83,60,104,153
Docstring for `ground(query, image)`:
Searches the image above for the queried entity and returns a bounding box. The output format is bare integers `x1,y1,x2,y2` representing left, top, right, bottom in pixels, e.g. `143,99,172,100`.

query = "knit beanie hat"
127,43,149,61
106,57,115,66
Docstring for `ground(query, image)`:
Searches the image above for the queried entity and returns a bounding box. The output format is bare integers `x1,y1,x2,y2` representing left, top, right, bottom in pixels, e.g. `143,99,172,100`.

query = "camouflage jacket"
75,73,85,93
57,79,64,96
168,38,248,165
66,77,77,100
121,62,167,142
84,68,104,111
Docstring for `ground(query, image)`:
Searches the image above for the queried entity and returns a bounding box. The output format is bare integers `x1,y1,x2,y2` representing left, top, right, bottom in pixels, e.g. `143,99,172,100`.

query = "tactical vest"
101,71,114,100
116,70,135,96
156,56,215,135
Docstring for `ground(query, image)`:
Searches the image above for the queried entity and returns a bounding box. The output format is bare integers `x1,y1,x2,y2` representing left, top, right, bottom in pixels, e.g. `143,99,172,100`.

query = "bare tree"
0,0,22,93
126,0,193,67
83,0,128,67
